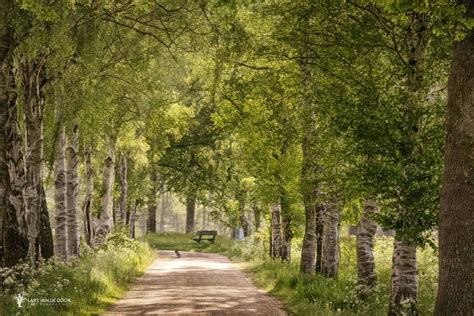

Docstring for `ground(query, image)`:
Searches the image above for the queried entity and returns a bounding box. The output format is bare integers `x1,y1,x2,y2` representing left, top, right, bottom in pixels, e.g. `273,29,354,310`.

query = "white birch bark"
271,204,283,258
321,203,340,278
356,200,379,296
65,125,80,256
54,126,67,260
97,141,115,244
82,146,93,246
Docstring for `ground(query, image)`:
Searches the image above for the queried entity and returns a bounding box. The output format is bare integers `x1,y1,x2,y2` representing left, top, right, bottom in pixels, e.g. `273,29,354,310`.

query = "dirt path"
105,251,287,315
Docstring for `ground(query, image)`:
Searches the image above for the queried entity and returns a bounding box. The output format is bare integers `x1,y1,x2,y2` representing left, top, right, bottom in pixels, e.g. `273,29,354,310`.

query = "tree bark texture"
54,126,67,259
270,204,283,258
356,200,379,295
388,236,418,316
185,192,196,234
159,192,167,232
0,42,29,266
435,1,474,314
299,60,321,273
119,154,128,224
66,125,80,256
82,146,93,246
97,141,115,243
38,186,53,260
315,204,324,273
239,198,251,237
21,56,50,261
129,200,137,238
321,203,340,278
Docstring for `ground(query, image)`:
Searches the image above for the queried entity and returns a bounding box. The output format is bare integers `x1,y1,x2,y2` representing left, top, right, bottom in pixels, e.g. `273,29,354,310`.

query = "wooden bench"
193,230,217,244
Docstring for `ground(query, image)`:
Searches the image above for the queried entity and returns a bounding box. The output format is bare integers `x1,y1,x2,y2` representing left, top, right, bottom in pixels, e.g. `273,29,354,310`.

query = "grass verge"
1,233,154,315
144,231,438,315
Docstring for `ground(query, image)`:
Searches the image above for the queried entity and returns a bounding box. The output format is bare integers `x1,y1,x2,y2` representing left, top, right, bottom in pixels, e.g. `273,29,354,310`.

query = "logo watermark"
15,292,71,307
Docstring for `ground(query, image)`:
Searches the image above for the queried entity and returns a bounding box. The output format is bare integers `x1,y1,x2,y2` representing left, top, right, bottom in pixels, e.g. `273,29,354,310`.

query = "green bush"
0,233,153,315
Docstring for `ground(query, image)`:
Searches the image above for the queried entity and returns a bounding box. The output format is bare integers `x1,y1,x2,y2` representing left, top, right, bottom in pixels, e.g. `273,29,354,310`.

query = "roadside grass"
144,231,438,315
1,232,154,315
142,231,233,253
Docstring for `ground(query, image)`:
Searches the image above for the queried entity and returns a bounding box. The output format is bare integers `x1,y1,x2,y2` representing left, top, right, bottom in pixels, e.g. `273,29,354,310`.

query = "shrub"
0,233,153,315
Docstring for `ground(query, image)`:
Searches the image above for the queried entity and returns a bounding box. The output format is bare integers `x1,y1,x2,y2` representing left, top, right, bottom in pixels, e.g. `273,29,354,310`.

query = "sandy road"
104,250,287,315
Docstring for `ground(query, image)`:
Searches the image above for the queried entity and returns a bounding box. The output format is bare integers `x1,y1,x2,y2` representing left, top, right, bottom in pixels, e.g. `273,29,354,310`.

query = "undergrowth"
145,231,438,315
0,232,153,315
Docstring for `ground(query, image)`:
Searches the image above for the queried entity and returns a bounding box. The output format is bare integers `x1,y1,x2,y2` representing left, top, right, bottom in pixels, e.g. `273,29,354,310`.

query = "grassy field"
0,233,154,315
145,231,438,316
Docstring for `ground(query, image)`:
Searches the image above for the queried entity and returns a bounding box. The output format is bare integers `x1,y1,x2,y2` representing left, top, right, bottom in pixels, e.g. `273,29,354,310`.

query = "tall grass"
232,235,438,315
136,231,439,315
0,233,154,315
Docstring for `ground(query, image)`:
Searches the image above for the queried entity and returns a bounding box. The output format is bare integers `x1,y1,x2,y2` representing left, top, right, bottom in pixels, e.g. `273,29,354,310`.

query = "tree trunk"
253,204,261,231
300,202,316,273
435,1,474,313
321,203,340,278
280,192,292,261
97,141,115,243
1,44,29,266
388,236,418,316
54,126,67,259
356,200,379,296
65,125,79,256
21,57,49,261
185,192,196,234
315,204,324,273
119,154,127,224
129,200,137,238
38,186,53,260
147,199,156,234
299,60,321,273
159,192,166,232
270,204,283,258
387,11,428,312
201,205,206,230
82,146,93,246
239,198,251,237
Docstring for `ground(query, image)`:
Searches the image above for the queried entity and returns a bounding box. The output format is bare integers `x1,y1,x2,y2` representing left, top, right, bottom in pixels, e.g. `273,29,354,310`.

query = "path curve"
105,251,287,315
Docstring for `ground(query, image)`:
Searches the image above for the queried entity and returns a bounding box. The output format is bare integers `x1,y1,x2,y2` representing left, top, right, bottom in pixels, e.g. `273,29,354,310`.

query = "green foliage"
0,233,153,315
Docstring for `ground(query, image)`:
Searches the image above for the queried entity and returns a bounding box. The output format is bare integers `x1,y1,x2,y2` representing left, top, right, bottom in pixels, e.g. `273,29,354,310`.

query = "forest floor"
104,250,287,315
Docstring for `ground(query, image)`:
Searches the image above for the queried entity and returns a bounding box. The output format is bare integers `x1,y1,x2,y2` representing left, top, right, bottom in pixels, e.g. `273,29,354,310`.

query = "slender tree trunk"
315,204,324,273
239,198,251,237
54,126,67,259
299,61,321,273
82,146,93,246
252,204,261,231
435,1,474,313
185,192,196,234
21,57,51,261
201,205,206,229
97,140,115,243
38,186,53,259
270,204,283,258
300,202,316,273
356,201,379,296
66,125,79,256
280,191,292,261
388,235,418,316
321,203,340,278
159,192,166,232
119,154,127,224
129,200,137,238
147,199,156,234
1,44,29,266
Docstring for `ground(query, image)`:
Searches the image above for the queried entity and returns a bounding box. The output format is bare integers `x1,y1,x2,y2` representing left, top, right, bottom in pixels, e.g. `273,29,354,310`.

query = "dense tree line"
0,0,472,314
